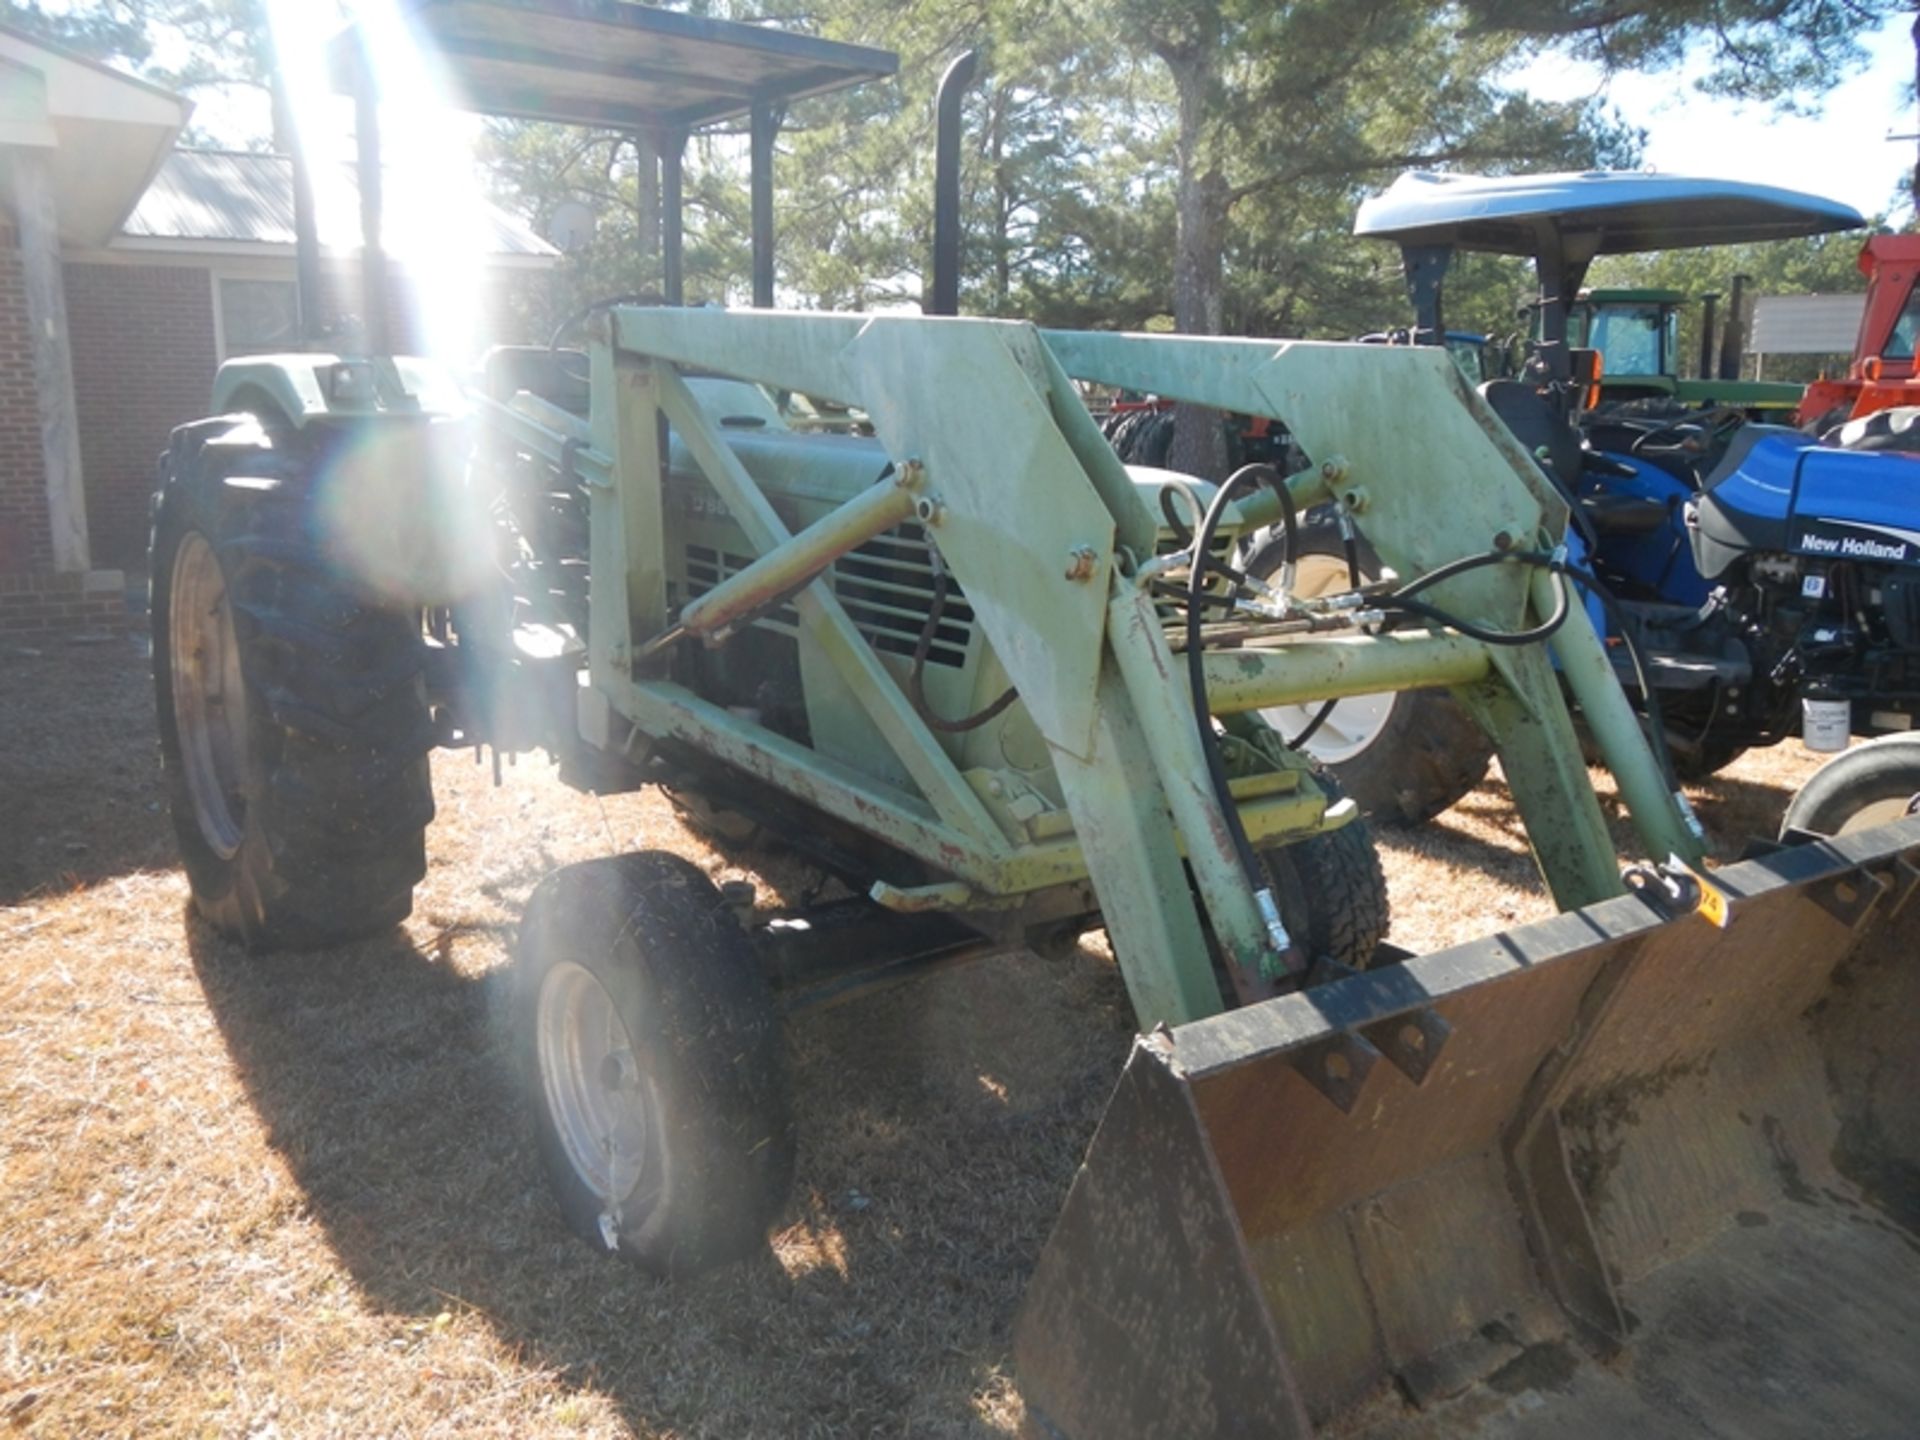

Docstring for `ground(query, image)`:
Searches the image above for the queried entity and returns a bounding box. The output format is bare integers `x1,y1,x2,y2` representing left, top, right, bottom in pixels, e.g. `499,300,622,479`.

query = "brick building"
0,25,560,635
0,23,187,636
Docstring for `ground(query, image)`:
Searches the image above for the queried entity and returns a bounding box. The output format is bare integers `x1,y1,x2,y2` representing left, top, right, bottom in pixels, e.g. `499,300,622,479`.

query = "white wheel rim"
1257,552,1398,764
169,531,249,859
536,960,658,1207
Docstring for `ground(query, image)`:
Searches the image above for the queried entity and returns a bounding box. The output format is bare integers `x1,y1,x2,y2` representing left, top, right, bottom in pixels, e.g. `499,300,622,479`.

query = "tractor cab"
1570,286,1684,385
1568,286,1808,416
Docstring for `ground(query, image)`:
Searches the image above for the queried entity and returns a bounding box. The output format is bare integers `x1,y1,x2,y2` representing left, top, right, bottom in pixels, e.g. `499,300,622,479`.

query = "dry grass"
0,641,1825,1439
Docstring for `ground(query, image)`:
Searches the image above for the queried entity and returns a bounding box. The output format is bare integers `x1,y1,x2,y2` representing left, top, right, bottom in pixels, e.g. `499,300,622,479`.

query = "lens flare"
262,1,497,608
264,0,490,374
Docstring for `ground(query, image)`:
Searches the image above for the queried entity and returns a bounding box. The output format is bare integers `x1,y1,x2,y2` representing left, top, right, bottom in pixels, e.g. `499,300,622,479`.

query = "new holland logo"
1795,519,1920,565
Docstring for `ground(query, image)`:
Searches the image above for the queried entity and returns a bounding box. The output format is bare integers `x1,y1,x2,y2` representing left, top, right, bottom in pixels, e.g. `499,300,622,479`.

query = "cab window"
1586,305,1666,376
1881,287,1920,360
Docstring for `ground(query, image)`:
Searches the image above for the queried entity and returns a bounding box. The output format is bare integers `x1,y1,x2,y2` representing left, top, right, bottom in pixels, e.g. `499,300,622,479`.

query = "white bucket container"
1802,695,1851,753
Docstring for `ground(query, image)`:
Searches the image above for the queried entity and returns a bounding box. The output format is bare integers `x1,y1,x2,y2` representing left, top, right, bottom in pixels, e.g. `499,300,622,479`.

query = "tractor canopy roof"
1578,287,1689,306
1355,170,1863,260
328,0,898,132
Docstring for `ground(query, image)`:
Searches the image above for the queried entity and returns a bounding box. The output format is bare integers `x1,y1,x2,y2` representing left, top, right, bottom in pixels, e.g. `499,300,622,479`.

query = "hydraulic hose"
1285,505,1359,752
1379,546,1680,793
1186,464,1298,947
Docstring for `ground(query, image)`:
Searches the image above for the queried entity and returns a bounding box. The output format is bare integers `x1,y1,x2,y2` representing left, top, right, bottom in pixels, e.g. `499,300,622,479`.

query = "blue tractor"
1261,170,1913,818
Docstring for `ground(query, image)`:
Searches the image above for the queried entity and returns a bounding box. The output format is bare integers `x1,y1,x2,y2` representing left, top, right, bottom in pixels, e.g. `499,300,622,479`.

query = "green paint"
484,310,1705,1028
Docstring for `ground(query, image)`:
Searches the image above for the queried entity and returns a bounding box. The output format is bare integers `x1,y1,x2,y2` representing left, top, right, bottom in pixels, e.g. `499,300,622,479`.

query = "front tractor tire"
151,419,434,950
517,853,796,1276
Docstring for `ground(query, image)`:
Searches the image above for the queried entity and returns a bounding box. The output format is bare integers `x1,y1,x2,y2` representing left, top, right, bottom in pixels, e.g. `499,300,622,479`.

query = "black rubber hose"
1285,510,1359,752
1381,557,1573,648
908,546,1018,734
1383,547,1681,792
1187,464,1294,896
547,292,658,356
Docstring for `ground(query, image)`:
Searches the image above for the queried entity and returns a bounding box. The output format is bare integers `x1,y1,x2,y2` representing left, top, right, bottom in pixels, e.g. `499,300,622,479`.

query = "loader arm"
486,307,1702,1031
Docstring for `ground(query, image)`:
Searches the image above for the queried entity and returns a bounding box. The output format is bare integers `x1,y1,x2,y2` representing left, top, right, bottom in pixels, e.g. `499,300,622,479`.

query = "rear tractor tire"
1780,734,1920,839
1829,406,1920,454
150,419,434,950
517,852,795,1276
1243,525,1493,826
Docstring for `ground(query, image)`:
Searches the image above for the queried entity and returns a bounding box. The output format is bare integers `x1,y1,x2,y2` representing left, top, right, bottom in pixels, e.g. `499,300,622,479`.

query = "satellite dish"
545,201,598,255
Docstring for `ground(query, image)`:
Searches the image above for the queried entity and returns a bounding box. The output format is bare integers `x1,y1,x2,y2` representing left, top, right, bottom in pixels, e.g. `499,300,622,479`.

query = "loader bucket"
1015,819,1920,1439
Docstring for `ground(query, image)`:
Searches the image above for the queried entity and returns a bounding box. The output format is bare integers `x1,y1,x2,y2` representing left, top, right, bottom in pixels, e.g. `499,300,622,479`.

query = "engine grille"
681,522,975,669
834,524,974,668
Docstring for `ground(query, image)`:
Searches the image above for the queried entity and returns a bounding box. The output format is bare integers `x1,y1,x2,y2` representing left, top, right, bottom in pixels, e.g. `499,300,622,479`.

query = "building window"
218,278,299,356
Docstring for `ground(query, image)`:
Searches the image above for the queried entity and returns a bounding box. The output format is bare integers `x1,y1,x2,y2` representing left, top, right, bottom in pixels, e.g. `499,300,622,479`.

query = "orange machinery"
1797,232,1920,428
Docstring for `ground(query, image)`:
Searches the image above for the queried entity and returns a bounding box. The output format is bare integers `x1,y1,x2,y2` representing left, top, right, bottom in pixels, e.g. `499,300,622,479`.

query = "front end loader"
148,4,1920,1435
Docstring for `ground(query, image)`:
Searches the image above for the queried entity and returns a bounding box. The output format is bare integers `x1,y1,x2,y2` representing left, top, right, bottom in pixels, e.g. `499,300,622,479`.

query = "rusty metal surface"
1011,1037,1314,1440
1014,820,1920,1439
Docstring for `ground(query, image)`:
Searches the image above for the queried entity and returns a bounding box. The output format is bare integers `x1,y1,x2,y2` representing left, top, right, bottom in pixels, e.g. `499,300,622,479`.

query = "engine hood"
1693,432,1920,578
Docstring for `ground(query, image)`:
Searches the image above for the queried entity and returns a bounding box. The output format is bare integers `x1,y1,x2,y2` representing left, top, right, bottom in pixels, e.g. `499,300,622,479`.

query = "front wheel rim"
169,531,249,859
537,960,659,1211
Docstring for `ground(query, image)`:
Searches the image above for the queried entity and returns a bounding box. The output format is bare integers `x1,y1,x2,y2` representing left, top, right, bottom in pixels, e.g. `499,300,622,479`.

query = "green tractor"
148,5,1920,1437
1569,283,1807,418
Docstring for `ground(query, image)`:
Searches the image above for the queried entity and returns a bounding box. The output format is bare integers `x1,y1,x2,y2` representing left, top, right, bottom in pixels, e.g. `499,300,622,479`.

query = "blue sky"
1512,12,1916,223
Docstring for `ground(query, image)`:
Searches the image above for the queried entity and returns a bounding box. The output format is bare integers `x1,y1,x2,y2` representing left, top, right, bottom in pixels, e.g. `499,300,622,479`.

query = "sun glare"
264,0,491,372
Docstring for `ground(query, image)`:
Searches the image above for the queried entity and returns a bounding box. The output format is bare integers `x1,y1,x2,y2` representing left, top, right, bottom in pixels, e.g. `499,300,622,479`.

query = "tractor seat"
481,345,592,416
1579,491,1673,539
1479,380,1583,492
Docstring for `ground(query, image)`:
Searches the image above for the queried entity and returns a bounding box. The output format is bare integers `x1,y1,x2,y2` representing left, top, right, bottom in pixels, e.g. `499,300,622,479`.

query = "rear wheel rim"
169,531,249,859
1828,793,1920,837
1257,552,1398,764
537,960,658,1210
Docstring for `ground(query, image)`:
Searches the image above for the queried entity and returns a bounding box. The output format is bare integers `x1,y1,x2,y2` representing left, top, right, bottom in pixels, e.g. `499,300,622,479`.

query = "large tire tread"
517,852,794,1276
151,417,434,951
1260,771,1392,974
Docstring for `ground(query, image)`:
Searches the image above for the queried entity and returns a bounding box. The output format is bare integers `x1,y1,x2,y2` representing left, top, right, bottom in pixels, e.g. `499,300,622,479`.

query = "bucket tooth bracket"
1361,1005,1453,1085
1302,955,1454,1093
1808,863,1898,928
1288,1031,1381,1113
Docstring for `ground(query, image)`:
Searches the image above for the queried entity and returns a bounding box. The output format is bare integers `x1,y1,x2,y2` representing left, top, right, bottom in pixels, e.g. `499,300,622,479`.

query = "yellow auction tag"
1696,877,1729,928
1676,856,1729,928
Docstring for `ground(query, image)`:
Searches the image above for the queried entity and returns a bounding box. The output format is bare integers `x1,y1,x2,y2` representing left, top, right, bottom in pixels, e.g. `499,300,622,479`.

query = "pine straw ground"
1,640,1826,1440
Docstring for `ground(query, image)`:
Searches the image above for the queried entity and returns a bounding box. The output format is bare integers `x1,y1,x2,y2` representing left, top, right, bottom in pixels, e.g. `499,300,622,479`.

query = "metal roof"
0,22,190,247
121,149,557,259
330,0,899,133
1355,170,1864,258
1750,294,1868,356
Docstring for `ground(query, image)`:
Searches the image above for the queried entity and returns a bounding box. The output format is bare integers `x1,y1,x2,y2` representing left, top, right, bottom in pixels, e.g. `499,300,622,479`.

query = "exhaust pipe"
1697,292,1719,380
1718,273,1749,381
927,49,979,318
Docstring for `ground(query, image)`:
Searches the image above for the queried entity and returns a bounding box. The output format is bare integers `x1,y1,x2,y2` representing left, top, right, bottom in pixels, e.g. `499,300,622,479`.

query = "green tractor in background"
1569,283,1807,419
